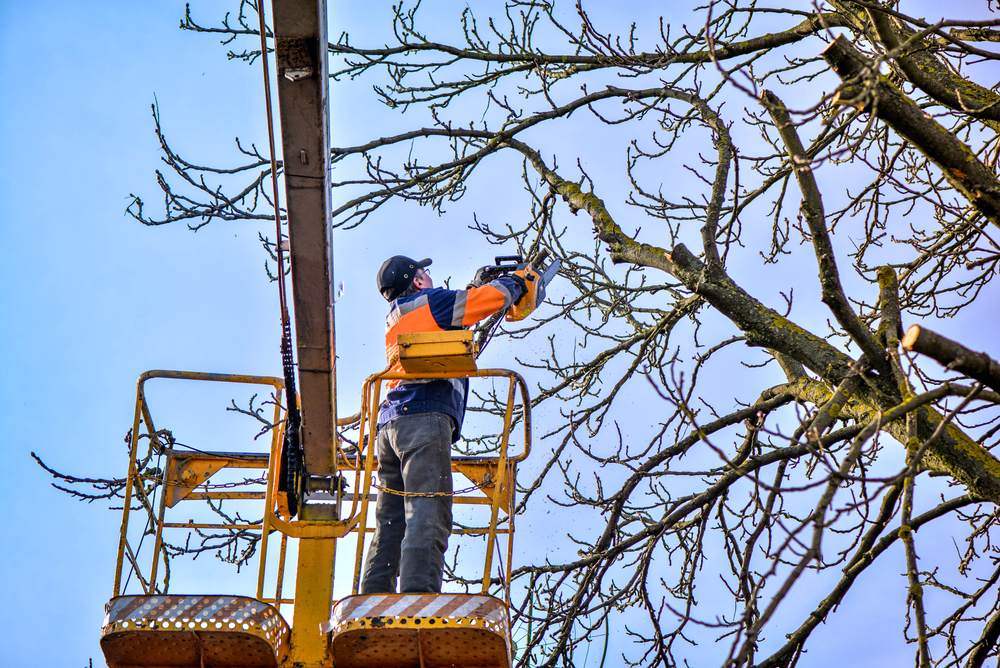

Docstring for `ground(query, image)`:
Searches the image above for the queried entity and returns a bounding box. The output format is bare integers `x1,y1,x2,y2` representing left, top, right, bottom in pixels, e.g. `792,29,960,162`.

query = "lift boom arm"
271,0,337,477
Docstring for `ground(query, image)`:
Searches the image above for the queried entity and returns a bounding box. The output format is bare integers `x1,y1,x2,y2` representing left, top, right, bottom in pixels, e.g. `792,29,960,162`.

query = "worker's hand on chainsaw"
510,274,529,302
467,266,495,289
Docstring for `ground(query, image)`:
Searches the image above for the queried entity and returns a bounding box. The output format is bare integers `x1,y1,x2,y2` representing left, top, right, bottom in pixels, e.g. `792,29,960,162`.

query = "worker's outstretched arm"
426,276,525,329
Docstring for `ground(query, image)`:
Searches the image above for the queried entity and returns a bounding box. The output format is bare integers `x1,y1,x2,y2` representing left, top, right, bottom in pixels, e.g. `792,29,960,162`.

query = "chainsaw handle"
493,255,522,269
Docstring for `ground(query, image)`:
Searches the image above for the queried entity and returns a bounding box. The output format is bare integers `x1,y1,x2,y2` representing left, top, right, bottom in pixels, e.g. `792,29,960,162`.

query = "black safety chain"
277,321,303,517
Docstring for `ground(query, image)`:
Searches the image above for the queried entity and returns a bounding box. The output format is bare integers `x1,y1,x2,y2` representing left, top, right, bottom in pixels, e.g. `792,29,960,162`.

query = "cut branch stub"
877,266,904,347
903,325,1000,394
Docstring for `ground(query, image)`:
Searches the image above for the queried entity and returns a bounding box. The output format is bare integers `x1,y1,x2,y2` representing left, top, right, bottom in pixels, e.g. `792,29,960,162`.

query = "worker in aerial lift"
361,255,527,594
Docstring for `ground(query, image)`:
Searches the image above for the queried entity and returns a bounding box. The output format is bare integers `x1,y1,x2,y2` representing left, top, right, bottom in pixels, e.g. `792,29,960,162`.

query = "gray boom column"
272,0,336,476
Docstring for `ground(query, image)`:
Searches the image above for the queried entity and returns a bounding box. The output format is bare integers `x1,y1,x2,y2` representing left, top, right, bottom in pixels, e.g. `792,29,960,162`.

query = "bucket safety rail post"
348,368,532,596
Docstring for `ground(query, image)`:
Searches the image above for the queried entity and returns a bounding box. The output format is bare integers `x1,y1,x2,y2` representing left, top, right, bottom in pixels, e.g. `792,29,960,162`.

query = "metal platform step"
324,593,511,668
101,595,289,667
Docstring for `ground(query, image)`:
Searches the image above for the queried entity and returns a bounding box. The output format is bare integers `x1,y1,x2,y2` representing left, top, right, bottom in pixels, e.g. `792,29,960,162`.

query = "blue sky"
0,3,283,664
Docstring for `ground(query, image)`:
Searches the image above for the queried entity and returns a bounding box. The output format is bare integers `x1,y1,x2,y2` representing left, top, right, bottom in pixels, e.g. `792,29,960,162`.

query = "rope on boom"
256,0,303,517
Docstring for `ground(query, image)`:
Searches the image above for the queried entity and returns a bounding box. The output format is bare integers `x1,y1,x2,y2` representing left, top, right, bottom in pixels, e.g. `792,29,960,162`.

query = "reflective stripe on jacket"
377,277,522,441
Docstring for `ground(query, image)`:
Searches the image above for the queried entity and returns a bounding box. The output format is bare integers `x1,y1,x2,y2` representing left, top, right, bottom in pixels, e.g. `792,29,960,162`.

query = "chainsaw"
473,250,561,322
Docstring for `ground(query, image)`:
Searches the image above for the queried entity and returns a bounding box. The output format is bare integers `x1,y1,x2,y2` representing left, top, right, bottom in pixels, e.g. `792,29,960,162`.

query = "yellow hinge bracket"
165,457,228,508
453,461,513,509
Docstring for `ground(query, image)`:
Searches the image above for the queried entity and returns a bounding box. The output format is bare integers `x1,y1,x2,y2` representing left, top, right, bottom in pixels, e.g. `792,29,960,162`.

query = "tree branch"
822,35,1000,230
902,325,1000,393
761,89,891,378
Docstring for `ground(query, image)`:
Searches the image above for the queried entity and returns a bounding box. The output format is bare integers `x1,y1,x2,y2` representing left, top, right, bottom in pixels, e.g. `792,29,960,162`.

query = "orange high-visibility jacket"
378,278,523,441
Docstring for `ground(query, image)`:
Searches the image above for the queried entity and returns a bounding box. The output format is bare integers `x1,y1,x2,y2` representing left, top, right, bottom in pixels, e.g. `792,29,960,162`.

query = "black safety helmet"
377,255,432,301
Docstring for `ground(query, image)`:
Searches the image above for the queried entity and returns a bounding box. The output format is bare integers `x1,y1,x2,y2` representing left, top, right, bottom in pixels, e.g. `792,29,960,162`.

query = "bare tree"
65,1,1000,666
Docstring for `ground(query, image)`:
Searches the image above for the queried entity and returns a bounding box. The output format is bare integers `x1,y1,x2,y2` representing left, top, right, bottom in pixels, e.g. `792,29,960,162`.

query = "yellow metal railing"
347,368,531,601
113,370,288,604
112,365,531,610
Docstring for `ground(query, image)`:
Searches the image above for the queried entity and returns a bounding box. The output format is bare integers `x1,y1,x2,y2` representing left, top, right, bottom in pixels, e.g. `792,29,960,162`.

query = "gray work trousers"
359,412,454,594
